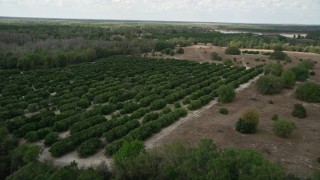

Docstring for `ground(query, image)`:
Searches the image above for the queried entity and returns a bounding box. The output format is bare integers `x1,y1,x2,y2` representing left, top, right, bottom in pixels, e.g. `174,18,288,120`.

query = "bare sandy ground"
39,147,113,168
146,45,320,178
153,45,320,69
145,74,262,149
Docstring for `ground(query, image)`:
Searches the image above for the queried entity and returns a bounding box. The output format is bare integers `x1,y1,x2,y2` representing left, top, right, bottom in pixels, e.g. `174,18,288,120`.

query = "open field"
155,44,320,64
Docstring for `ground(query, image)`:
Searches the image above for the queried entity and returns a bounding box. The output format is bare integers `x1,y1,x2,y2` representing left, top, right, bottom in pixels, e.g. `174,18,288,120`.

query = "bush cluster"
211,52,222,61
217,85,235,103
273,119,295,138
225,47,241,55
281,70,296,89
264,62,283,76
176,47,184,54
77,138,101,157
242,50,260,54
44,132,59,146
236,109,259,134
290,66,309,81
256,75,283,95
292,104,307,118
219,108,229,115
295,82,320,103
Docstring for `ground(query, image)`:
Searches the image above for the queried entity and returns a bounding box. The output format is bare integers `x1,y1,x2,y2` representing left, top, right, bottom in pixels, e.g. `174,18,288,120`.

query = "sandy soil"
145,74,262,149
39,147,113,168
152,45,320,69
149,83,320,178
146,45,320,178
38,130,112,168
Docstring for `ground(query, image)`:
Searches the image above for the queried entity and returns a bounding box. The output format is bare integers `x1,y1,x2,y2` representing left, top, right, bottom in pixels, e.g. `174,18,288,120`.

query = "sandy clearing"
39,147,113,168
145,73,262,149
144,56,320,178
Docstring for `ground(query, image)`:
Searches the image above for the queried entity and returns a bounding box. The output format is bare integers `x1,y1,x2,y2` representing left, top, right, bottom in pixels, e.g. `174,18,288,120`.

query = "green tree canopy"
264,62,284,76
218,85,235,103
114,140,145,162
256,75,283,95
281,70,296,89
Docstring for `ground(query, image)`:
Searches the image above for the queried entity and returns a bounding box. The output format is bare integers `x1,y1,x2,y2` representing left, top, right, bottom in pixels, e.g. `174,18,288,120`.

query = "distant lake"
216,30,262,35
279,33,307,38
216,30,307,39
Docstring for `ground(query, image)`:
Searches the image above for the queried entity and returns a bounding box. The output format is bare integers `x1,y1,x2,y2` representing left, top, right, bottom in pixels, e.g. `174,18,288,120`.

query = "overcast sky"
0,0,320,24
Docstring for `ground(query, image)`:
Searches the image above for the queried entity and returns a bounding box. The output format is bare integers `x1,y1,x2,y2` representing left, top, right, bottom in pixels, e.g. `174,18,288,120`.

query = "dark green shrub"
219,108,229,115
78,168,104,180
270,51,287,60
101,104,116,115
44,132,59,146
292,104,307,118
27,103,38,113
36,128,51,139
160,107,171,115
225,47,240,55
174,102,181,108
114,140,144,162
211,52,222,61
281,70,296,89
142,112,159,124
272,114,279,121
236,109,259,134
105,139,124,156
176,48,184,54
78,99,90,109
182,98,191,105
223,59,233,66
121,102,139,114
133,108,150,119
218,85,235,103
298,60,315,69
317,157,320,164
256,75,283,95
150,99,166,110
77,138,101,158
111,139,286,179
169,50,175,56
264,62,283,76
273,119,295,138
262,52,272,55
295,82,320,102
187,100,203,110
162,48,175,56
25,131,39,142
154,41,175,51
290,66,309,81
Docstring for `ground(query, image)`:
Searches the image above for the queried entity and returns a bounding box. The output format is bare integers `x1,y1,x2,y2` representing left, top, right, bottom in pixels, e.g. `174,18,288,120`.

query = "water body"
279,33,307,38
216,30,262,35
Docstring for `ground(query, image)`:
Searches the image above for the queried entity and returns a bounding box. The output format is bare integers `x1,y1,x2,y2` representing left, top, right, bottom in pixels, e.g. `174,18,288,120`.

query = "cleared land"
147,45,320,178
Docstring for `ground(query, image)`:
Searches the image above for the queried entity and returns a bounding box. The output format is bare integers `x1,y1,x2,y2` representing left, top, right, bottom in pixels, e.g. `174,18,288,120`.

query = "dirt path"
39,147,113,168
241,48,320,56
145,74,262,149
195,46,206,61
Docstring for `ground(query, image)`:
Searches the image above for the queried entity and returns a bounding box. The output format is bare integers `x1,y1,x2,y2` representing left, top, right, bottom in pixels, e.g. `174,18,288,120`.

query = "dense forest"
0,19,320,70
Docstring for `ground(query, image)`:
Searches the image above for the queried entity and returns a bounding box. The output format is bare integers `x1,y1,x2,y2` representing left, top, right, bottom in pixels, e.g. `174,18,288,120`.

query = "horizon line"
1,16,320,26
